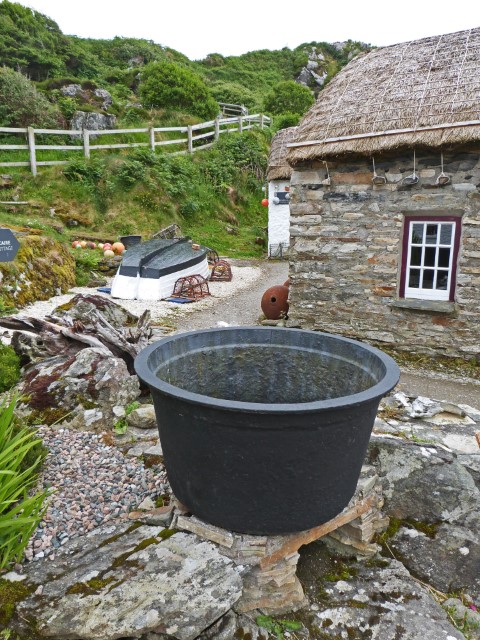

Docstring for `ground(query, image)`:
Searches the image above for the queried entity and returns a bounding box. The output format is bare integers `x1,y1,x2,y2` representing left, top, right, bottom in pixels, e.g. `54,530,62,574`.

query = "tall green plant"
0,397,48,569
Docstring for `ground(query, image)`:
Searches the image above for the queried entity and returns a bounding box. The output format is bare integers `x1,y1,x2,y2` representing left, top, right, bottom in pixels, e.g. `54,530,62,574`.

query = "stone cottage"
266,127,296,258
286,27,480,360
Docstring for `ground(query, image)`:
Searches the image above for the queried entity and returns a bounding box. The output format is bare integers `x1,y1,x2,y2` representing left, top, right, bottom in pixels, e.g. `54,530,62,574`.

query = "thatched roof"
267,127,297,180
288,27,480,163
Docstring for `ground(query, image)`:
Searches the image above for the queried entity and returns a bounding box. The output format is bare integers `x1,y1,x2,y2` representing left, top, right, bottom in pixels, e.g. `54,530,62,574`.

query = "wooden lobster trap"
172,274,210,301
210,259,233,282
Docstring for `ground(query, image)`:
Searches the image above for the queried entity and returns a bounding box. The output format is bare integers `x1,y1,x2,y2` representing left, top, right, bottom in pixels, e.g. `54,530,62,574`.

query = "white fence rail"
218,102,249,117
0,113,270,176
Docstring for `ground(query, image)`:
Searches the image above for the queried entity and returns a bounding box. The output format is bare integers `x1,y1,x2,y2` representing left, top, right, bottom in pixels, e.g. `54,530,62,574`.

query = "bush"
274,112,302,130
0,397,48,569
0,67,62,128
139,61,219,120
210,81,257,110
0,344,21,393
263,80,314,116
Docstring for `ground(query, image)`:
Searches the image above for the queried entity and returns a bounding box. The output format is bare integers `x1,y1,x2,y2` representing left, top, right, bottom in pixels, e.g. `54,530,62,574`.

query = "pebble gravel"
26,427,168,562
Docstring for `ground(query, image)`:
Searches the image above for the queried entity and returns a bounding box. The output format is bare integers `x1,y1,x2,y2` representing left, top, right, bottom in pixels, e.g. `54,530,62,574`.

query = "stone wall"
287,146,480,359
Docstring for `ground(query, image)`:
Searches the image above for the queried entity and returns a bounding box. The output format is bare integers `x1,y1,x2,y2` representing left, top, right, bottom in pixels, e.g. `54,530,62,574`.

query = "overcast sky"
16,0,480,60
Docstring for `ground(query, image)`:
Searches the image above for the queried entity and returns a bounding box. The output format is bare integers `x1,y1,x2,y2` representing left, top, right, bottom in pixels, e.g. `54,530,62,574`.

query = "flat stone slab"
12,523,242,640
296,550,466,640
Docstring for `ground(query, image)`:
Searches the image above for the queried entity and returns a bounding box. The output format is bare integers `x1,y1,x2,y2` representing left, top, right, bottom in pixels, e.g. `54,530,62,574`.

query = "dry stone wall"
287,147,480,359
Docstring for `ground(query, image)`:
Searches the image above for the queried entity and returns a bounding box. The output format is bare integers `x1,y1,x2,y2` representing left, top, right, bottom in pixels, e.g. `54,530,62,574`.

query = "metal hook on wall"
372,158,386,185
435,152,451,186
402,150,419,186
322,161,331,186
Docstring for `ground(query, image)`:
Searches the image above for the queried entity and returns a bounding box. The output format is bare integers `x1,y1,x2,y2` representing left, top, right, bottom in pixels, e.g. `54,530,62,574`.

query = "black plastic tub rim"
134,326,400,415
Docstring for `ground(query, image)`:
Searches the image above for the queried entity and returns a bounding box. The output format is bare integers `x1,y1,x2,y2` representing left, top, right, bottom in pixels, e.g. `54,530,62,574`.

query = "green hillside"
0,0,372,271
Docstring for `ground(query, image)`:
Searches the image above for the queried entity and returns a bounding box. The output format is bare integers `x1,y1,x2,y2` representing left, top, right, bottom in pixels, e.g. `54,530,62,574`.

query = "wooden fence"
0,113,270,176
218,102,249,117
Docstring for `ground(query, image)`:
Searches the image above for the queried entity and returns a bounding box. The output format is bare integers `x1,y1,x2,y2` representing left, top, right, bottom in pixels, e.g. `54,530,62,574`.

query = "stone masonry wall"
287,146,480,359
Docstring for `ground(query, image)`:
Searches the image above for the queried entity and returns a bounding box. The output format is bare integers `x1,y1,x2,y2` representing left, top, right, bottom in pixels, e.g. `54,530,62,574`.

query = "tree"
263,80,314,116
139,61,218,120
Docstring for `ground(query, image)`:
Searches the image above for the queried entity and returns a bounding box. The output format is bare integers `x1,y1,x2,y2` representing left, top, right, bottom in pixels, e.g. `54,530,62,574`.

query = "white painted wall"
268,180,290,252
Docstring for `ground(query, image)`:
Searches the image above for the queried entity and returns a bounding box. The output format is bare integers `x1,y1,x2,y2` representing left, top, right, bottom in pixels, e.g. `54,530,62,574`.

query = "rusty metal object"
207,248,219,264
210,259,233,282
283,279,290,287
172,274,210,301
261,285,289,320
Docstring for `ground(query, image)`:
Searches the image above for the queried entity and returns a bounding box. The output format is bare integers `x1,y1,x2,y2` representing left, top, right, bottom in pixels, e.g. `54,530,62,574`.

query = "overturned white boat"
111,237,210,301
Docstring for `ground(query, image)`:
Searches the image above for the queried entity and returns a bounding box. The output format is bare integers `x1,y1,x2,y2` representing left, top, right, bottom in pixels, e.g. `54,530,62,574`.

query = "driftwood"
0,294,153,374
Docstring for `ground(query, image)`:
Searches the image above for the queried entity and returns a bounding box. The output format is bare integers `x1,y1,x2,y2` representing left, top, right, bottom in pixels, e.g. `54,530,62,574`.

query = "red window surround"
399,215,462,303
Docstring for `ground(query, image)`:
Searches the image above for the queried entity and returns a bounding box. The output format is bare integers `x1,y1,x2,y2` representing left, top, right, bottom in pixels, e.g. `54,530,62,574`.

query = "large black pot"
134,327,399,535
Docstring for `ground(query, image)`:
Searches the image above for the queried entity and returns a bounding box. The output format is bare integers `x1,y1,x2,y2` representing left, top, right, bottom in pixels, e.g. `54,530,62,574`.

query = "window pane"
422,269,435,288
412,224,423,244
425,225,438,244
436,271,449,290
438,247,451,268
424,247,436,267
410,246,422,266
440,224,452,245
408,269,421,288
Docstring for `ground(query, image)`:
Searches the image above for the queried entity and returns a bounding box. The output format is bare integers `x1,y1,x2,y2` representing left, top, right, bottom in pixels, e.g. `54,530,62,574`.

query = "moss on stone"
0,235,75,309
66,576,116,597
323,561,359,582
0,579,35,627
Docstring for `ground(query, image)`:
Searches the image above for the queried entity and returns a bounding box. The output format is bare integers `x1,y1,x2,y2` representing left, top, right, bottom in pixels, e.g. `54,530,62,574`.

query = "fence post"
260,114,265,129
27,127,37,176
214,117,220,141
83,129,90,159
187,125,193,154
149,127,155,151
238,116,243,133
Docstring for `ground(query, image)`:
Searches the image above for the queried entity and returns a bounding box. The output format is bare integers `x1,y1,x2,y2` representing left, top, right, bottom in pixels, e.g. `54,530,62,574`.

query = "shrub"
139,61,219,120
0,344,21,393
72,249,103,286
0,397,48,569
210,81,257,110
263,80,314,116
274,112,302,130
0,67,62,128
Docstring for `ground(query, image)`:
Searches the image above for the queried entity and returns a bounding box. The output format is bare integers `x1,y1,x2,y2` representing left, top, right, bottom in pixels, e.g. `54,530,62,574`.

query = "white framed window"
400,216,461,302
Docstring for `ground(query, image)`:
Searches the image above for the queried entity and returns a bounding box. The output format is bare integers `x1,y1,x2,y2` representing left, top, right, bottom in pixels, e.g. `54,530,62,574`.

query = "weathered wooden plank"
0,145,29,150
0,127,28,133
155,138,187,146
153,126,189,133
0,161,30,167
259,494,376,569
35,145,83,151
192,130,215,141
89,142,150,150
33,128,82,135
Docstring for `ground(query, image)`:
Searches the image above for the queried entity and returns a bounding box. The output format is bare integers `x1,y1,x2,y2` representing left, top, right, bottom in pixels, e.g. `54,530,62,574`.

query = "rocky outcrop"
71,111,116,131
10,523,243,640
368,393,480,596
0,234,75,308
297,551,466,639
20,347,140,429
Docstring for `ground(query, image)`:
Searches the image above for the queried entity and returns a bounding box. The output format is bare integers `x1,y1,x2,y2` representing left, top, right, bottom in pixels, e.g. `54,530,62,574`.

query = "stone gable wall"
287,147,480,359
